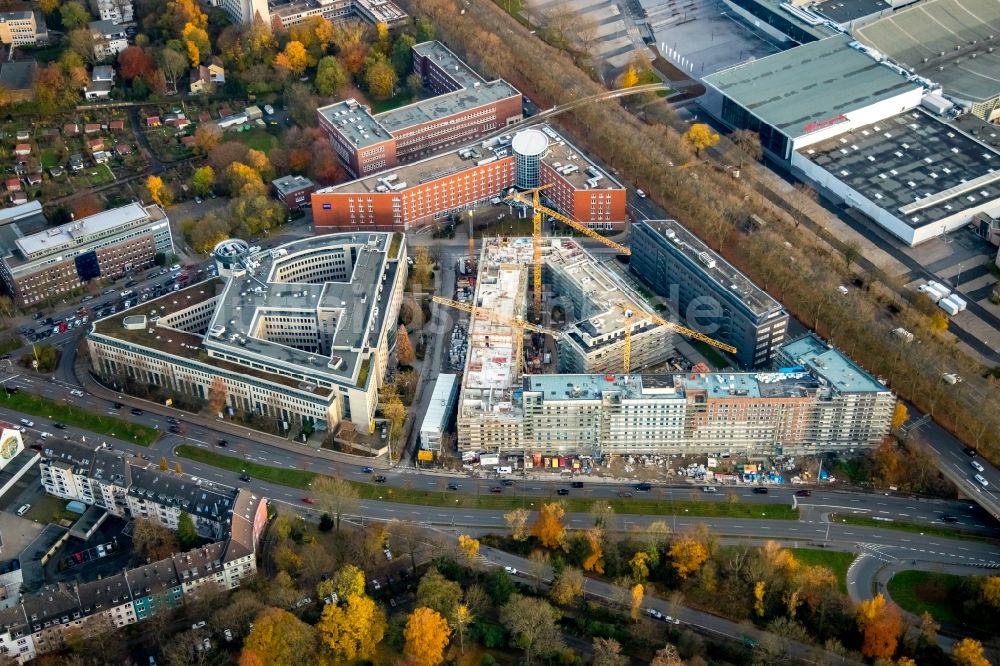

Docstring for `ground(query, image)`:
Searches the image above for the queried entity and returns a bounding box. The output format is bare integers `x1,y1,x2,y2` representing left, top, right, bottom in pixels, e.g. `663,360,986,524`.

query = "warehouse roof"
855,0,1000,104
703,34,918,138
798,108,1000,229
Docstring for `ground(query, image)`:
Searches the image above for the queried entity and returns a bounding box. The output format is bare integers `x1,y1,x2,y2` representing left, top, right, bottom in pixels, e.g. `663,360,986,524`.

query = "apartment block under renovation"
455,238,895,457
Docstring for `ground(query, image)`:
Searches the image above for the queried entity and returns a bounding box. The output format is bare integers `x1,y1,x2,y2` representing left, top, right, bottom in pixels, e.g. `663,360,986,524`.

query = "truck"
947,294,967,311
939,297,960,316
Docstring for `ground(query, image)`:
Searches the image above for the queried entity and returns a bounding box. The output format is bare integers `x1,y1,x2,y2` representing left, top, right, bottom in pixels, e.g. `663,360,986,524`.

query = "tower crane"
432,296,563,374
503,186,631,322
620,302,736,373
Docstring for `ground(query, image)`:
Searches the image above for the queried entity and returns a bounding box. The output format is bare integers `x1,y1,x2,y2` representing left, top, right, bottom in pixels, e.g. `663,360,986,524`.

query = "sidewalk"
71,345,392,469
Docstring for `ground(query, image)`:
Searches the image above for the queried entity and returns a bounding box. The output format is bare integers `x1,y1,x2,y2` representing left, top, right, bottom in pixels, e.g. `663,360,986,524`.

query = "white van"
496,466,513,475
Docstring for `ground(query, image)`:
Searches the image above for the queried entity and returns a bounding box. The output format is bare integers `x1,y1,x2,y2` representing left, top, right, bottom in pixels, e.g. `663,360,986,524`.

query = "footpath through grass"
175,446,798,519
831,513,1000,543
0,391,159,445
886,570,964,623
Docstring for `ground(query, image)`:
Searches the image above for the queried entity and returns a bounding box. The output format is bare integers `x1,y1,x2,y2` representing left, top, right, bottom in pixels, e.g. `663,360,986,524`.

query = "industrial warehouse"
86,234,406,439
450,236,895,460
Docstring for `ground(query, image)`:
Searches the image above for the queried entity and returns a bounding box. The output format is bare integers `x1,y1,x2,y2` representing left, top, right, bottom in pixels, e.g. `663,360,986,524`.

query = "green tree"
391,34,417,77
416,568,462,623
315,56,347,96
176,510,199,549
60,1,90,30
364,56,397,100
331,564,366,601
415,17,436,42
191,166,215,196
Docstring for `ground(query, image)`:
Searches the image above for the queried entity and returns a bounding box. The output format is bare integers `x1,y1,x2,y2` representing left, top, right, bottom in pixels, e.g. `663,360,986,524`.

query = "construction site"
434,188,895,463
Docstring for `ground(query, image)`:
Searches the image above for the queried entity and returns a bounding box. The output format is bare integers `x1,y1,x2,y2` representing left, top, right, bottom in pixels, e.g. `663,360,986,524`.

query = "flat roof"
703,34,918,138
855,0,1000,104
778,334,889,393
636,220,785,318
317,41,518,150
813,0,889,24
419,373,457,434
797,108,1000,229
15,202,157,258
0,60,36,91
523,371,821,401
272,174,315,196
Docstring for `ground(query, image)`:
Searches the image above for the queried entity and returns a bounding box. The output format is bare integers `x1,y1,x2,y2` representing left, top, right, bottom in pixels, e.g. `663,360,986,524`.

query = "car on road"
490,486,502,493
168,426,180,434
702,486,717,493
53,423,66,430
500,479,514,487
112,402,123,409
239,474,251,482
974,474,989,487
637,189,647,198
170,264,182,272
167,417,178,424
19,418,33,427
16,504,30,516
69,389,84,397
941,514,959,523
216,439,228,447
301,497,315,504
617,490,634,498
964,447,978,457
752,487,769,494
794,489,812,497
361,466,374,473
504,566,517,575
557,488,570,495
447,483,459,491
374,475,387,483
646,608,664,620
971,460,984,472
194,197,203,204
664,615,681,625
130,408,143,416
571,481,584,488
635,483,652,491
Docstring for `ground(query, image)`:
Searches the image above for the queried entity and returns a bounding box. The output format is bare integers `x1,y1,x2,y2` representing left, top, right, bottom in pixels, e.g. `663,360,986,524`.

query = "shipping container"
938,297,960,316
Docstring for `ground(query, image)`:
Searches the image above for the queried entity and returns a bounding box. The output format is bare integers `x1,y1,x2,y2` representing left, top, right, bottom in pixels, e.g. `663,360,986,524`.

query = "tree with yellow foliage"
530,502,566,549
243,607,318,666
275,40,309,77
979,575,1000,609
404,607,451,666
582,527,605,573
145,175,172,207
317,593,386,662
930,310,950,333
458,534,480,560
454,604,473,654
891,402,909,430
629,551,651,581
549,566,584,606
618,64,639,88
181,23,209,66
753,581,766,617
952,638,990,666
629,583,644,621
331,564,366,600
668,534,709,579
683,123,720,156
855,593,902,660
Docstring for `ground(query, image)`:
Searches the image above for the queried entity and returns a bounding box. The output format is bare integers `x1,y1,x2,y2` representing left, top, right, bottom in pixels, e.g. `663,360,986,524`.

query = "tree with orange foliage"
67,192,103,218
530,502,566,549
238,650,265,666
581,528,604,573
275,41,309,77
952,638,990,666
396,325,416,366
629,583,643,621
855,593,902,660
207,376,228,415
403,607,451,666
668,533,709,579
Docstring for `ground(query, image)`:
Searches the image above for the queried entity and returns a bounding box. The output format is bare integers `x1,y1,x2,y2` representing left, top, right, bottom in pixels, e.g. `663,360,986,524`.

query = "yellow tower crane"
620,301,736,373
432,295,562,374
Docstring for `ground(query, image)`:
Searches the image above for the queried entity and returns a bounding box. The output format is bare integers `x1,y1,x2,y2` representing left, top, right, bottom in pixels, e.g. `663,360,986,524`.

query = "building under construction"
453,237,895,459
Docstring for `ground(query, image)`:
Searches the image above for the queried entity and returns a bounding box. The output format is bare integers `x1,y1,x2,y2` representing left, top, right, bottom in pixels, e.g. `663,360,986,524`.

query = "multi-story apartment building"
270,0,405,29
88,0,133,24
312,125,626,231
0,11,45,46
0,201,172,307
630,220,789,368
89,20,128,61
0,491,266,663
87,234,406,437
317,41,521,178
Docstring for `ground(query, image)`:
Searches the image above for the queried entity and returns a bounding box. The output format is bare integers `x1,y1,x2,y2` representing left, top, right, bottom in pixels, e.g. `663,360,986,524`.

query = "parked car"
504,566,518,575
15,504,30,516
374,475,387,483
19,418,33,427
964,447,978,457
646,608,664,620
635,483,652,491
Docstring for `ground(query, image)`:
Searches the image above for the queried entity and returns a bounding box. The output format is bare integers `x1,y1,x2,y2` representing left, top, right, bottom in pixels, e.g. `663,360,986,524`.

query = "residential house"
89,20,127,61
63,123,79,136
5,179,20,193
9,192,26,205
92,151,109,164
114,143,131,156
84,65,114,100
89,0,133,24
146,116,160,127
108,119,124,132
25,172,41,187
15,130,29,141
87,138,104,153
84,123,101,134
68,154,85,172
0,11,46,47
189,58,225,94
0,60,37,103
126,465,236,540
13,145,30,157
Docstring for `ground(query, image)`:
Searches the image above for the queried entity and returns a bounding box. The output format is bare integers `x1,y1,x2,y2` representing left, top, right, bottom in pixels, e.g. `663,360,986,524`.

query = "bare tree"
313,475,360,531
731,129,762,169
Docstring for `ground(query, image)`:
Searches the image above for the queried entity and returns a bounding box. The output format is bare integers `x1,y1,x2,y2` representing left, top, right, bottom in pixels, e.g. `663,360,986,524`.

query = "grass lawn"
886,570,964,623
237,129,278,152
82,165,115,188
175,446,798,519
790,548,854,593
0,337,22,354
474,216,535,238
831,514,1000,543
368,91,419,115
690,339,731,369
25,494,78,525
40,149,60,169
0,391,159,445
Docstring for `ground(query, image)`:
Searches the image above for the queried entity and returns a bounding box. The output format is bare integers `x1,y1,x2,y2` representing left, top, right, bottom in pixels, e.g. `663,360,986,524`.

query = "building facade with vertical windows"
318,41,522,177
0,202,172,307
629,220,789,368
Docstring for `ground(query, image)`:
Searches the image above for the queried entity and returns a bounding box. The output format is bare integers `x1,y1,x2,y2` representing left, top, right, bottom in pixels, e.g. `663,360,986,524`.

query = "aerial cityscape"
0,0,996,663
